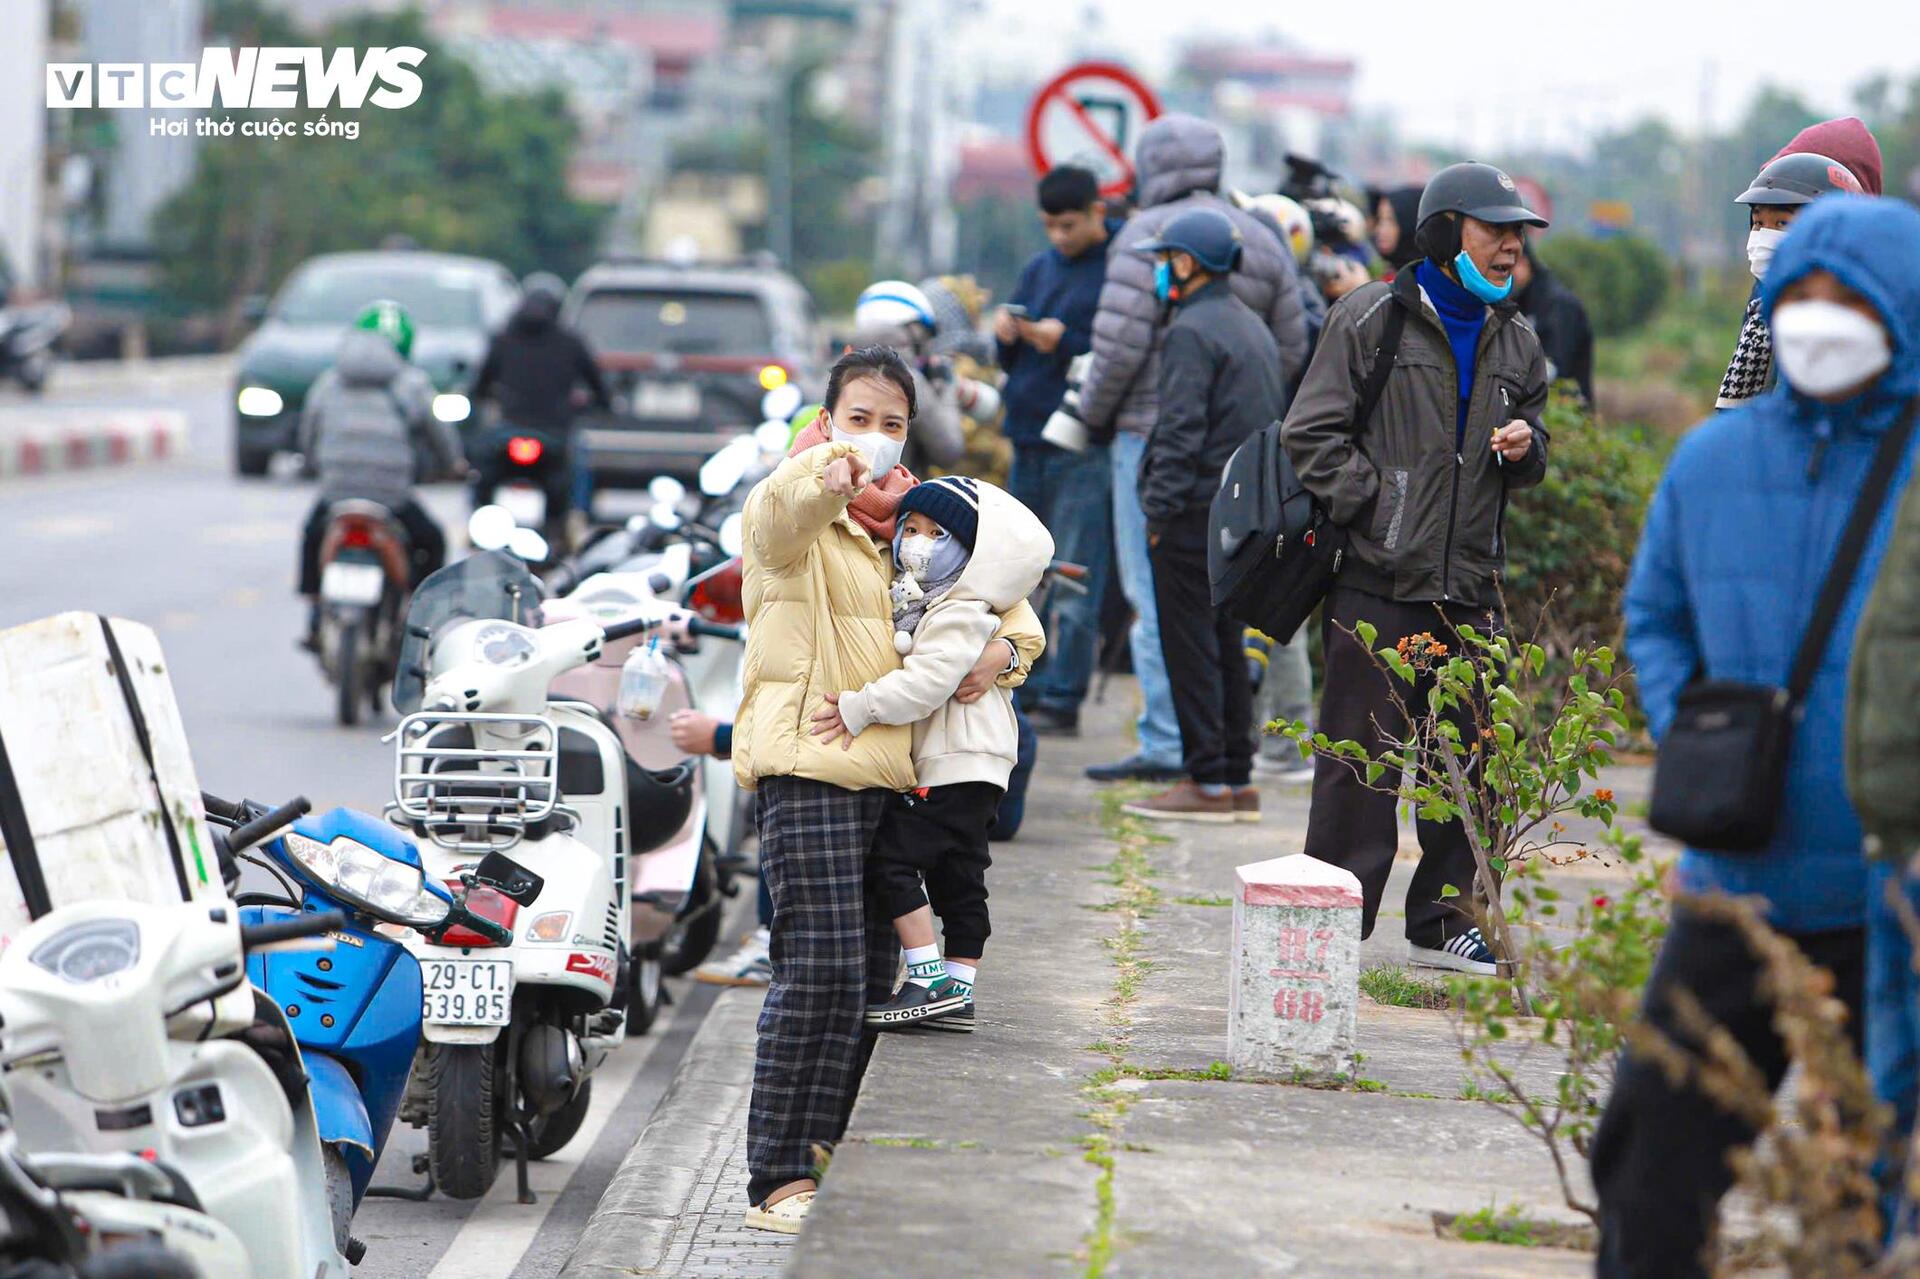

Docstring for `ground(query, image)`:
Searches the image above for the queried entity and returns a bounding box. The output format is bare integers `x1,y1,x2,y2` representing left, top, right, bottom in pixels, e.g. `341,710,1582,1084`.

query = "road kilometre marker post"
1230,853,1362,1081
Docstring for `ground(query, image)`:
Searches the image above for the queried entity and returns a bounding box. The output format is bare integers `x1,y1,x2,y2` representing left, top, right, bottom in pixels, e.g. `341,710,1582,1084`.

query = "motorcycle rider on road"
296,299,461,647
467,273,612,546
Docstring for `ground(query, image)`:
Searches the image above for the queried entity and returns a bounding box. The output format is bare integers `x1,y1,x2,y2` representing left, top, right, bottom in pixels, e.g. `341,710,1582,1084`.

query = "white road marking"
423,1005,680,1279
22,514,118,539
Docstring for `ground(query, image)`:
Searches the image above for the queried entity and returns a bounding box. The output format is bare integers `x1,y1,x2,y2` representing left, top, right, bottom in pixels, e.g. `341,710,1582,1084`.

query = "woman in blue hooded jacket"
1593,195,1920,1276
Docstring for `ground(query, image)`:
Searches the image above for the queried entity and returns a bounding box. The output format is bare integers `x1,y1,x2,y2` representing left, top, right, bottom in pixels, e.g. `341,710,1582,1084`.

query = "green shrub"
1504,388,1668,661
1538,234,1670,337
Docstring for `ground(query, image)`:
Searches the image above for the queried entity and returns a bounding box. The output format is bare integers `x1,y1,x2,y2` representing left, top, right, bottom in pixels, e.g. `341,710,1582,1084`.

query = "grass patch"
1350,1077,1389,1093
1459,1078,1514,1104
1433,1205,1597,1251
861,1136,983,1151
1089,1061,1232,1086
1359,964,1451,1010
1171,894,1233,908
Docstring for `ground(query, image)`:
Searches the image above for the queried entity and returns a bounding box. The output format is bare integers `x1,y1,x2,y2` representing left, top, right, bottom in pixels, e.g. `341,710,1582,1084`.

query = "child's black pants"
869,781,1000,958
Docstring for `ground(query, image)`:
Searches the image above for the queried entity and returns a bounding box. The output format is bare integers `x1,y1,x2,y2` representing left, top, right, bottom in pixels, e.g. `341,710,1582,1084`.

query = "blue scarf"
1415,258,1487,449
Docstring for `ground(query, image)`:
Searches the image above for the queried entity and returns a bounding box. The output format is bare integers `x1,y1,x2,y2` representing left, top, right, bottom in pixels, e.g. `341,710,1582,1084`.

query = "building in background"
1175,42,1356,193
84,0,202,254
0,0,50,289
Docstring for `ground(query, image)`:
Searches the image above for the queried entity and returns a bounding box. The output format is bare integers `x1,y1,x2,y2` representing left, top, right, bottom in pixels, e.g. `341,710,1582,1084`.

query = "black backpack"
1207,296,1407,642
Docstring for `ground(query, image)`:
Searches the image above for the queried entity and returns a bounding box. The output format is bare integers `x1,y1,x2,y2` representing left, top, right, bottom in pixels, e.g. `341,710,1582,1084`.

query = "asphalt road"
0,366,736,1277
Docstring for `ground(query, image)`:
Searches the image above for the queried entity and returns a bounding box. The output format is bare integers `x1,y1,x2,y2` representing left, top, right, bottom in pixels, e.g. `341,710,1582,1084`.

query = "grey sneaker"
694,927,771,987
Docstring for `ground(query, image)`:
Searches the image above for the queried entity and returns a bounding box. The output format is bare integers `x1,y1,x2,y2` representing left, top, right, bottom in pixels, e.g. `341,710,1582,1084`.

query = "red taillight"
507,436,544,466
689,559,745,625
339,524,374,549
441,882,519,947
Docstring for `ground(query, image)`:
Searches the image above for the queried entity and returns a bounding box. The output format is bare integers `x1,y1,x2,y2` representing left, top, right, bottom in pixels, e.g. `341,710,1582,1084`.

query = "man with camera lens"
994,165,1123,737
1281,161,1551,975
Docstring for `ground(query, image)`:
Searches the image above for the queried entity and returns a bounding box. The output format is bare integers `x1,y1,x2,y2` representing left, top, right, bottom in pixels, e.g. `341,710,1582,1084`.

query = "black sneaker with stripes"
1407,928,1497,976
866,979,967,1029
914,996,973,1033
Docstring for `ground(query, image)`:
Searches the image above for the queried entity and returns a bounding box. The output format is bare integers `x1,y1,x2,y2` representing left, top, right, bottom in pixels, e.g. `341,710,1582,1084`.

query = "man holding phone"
994,164,1122,737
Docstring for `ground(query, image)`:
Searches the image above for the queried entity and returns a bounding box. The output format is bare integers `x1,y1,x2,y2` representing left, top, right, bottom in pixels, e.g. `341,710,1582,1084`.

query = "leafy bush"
1538,234,1671,336
1504,388,1668,663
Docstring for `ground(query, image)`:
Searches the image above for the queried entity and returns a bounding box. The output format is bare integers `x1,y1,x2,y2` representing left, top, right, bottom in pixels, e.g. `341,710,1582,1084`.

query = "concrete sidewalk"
794,684,1636,1277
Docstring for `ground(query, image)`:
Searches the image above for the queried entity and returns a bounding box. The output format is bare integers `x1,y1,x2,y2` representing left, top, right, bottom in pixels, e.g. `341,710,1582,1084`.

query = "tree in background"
1537,235,1669,337
156,1,607,342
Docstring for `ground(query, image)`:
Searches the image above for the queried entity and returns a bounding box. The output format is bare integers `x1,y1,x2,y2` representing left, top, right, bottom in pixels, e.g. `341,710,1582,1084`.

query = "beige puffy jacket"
733,441,1043,793
838,481,1053,790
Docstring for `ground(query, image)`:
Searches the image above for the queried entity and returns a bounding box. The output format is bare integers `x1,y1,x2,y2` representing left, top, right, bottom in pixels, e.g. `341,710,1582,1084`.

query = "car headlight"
432,393,471,423
30,919,140,985
284,833,447,927
236,386,284,417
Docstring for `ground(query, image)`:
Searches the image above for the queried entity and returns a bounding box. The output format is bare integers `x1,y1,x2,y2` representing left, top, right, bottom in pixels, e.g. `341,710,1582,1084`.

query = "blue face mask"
1452,248,1513,303
1153,259,1175,304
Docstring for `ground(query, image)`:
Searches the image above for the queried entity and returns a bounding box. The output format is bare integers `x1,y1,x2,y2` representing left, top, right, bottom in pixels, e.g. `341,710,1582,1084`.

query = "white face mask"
1771,300,1892,399
828,419,905,478
897,533,938,580
1746,227,1787,281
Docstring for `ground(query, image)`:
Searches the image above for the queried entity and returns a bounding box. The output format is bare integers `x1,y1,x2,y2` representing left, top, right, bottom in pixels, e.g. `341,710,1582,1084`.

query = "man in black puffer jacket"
1119,208,1285,825
468,275,611,540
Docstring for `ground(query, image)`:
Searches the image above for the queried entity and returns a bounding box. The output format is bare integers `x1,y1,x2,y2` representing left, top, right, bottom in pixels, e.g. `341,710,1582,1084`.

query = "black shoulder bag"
1649,398,1920,851
1206,290,1407,643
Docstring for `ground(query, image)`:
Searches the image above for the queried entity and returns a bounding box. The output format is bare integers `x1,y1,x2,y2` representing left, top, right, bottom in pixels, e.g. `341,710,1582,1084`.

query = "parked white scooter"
0,799,355,1278
387,549,694,1203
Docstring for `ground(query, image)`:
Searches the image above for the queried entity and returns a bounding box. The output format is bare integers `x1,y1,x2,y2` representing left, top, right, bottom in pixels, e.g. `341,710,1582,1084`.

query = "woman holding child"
733,345,1044,1233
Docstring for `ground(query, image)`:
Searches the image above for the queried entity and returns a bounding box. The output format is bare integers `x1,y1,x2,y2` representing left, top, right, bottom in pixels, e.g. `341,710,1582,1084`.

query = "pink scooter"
540,592,740,1025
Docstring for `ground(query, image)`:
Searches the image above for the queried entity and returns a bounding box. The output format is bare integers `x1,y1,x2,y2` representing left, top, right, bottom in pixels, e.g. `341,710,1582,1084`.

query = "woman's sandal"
743,1188,816,1235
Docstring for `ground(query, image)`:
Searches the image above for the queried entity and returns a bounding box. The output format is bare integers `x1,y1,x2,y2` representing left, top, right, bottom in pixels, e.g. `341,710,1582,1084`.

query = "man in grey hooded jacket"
1076,113,1310,782
296,316,463,624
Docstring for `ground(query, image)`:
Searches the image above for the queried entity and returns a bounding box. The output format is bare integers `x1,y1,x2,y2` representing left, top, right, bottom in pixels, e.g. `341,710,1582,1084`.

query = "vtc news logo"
46,47,426,110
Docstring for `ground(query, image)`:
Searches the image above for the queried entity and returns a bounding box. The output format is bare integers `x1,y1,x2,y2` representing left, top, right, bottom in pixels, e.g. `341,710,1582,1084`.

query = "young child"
809,476,1053,1030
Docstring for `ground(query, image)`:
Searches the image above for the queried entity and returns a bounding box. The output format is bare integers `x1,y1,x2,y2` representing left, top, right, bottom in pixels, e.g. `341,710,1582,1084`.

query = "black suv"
562,258,823,483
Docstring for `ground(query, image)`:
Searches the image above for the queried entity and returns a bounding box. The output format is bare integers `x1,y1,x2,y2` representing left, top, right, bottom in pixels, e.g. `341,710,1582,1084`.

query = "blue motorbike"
203,793,519,1255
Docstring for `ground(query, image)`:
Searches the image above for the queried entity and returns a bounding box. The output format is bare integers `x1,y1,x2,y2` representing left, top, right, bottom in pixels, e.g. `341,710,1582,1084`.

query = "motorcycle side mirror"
470,852,543,907
469,504,516,551
508,527,550,563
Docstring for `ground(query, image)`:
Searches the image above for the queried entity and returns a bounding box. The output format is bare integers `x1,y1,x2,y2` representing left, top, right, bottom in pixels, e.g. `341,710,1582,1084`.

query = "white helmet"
855,280,938,335
1243,193,1315,266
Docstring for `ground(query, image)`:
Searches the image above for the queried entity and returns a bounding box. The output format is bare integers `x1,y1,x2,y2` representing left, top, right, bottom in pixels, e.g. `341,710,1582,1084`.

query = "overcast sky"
963,0,1917,154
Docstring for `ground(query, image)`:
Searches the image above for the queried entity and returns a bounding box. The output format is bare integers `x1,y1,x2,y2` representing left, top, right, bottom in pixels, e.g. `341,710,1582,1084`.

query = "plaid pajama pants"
745,776,900,1204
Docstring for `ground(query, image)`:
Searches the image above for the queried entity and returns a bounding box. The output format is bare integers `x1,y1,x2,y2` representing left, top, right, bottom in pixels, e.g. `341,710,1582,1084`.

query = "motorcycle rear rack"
387,711,560,853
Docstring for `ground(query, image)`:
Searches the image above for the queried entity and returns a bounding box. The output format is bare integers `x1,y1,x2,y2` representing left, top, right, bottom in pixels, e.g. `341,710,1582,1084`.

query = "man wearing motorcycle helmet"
852,279,973,476
1283,161,1550,976
468,271,611,543
295,299,460,646
1718,117,1882,408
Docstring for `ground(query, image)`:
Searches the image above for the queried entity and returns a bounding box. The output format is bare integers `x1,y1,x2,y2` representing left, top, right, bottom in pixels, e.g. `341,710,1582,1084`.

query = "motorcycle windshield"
392,550,543,714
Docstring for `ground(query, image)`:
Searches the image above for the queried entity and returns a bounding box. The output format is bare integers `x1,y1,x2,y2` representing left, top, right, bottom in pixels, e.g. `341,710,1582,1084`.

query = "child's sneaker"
866,978,967,1029
916,995,974,1033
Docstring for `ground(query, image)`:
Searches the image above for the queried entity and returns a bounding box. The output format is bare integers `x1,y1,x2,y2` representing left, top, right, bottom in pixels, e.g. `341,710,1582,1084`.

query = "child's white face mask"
898,533,939,581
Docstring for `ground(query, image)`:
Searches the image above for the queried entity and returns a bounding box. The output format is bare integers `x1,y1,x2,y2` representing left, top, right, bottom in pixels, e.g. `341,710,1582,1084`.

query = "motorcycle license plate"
635,380,700,419
499,485,546,528
319,560,384,606
421,960,513,1025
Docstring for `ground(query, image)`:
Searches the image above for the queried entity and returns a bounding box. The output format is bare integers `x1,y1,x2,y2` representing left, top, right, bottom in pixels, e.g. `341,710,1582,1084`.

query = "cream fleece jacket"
836,481,1053,790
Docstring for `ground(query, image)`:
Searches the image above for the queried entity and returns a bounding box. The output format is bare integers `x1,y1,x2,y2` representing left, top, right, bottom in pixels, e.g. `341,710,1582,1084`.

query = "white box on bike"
0,612,225,948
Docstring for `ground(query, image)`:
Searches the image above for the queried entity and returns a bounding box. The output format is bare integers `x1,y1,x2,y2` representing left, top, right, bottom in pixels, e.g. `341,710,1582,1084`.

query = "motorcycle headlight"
236,386,283,417
284,834,444,927
29,920,140,985
432,393,471,423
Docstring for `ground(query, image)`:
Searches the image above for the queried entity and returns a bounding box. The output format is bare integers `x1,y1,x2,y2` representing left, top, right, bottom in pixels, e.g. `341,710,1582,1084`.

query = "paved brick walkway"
562,986,796,1277
653,1085,793,1277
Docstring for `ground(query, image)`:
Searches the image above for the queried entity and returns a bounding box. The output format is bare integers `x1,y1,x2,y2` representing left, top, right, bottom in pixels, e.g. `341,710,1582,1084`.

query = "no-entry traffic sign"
1025,61,1163,199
